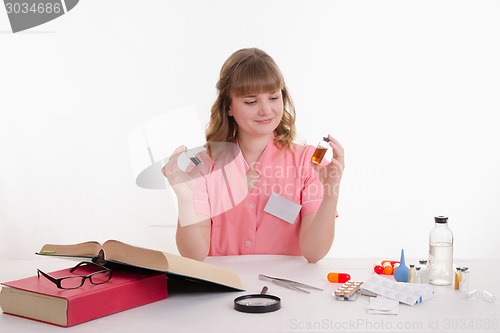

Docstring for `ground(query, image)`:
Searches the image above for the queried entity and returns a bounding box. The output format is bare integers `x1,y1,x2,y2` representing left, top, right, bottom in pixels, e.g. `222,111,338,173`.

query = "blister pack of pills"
361,274,434,306
333,281,364,301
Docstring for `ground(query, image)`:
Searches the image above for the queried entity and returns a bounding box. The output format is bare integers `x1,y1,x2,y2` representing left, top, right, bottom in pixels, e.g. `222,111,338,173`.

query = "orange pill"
383,262,393,275
327,272,351,283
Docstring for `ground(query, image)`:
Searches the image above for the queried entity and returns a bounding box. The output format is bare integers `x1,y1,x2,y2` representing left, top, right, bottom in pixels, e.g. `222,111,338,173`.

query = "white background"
1,0,499,261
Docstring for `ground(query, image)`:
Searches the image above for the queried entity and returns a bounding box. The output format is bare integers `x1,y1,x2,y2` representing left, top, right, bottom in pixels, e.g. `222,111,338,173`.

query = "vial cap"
322,137,330,142
434,216,448,223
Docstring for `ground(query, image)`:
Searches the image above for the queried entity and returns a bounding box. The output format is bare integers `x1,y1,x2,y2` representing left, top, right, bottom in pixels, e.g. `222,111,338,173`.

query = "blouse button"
248,202,255,209
244,241,252,247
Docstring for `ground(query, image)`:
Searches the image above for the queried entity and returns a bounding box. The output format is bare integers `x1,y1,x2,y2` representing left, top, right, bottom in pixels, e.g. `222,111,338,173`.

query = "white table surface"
1,255,499,333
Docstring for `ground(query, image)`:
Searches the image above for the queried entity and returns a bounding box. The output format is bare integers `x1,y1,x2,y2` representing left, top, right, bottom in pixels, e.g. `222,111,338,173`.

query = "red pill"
373,264,384,274
327,272,351,283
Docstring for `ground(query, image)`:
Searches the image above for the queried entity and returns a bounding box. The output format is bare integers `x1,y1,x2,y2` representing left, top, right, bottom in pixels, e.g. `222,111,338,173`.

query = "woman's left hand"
312,134,345,194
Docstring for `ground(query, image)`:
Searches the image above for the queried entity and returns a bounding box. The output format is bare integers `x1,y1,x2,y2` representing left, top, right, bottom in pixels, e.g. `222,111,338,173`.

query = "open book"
37,240,243,291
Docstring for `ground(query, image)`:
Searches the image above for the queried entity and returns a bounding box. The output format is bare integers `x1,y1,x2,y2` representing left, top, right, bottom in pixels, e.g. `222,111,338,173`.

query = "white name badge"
264,192,302,224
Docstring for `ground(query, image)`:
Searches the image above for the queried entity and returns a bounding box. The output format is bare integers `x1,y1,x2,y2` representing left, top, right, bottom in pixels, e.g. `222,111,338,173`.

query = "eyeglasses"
37,261,112,290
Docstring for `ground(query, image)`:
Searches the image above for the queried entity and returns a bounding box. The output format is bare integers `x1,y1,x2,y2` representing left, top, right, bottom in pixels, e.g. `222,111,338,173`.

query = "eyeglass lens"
59,270,111,289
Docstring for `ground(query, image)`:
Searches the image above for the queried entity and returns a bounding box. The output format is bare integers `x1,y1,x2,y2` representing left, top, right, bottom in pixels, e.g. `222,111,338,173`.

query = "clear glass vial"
459,267,469,292
428,216,454,285
415,266,421,284
311,137,330,165
418,260,429,284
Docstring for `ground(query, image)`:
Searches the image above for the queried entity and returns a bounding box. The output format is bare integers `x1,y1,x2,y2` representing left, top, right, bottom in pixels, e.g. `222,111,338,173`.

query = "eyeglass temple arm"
70,261,110,273
69,261,91,273
37,269,59,284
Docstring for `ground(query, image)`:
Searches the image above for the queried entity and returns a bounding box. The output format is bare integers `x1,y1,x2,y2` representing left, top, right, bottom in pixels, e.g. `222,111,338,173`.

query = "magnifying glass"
234,286,281,313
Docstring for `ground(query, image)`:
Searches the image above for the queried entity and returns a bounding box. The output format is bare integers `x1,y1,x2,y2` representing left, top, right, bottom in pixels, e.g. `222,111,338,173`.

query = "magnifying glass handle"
260,286,268,294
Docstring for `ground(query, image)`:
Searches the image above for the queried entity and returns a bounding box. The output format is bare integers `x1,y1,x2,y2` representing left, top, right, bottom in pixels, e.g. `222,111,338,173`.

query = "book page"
0,287,68,326
102,240,170,271
162,252,243,290
102,240,243,290
38,241,102,257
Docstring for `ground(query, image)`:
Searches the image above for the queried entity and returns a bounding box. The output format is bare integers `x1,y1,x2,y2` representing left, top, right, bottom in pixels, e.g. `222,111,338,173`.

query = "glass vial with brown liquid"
311,137,330,165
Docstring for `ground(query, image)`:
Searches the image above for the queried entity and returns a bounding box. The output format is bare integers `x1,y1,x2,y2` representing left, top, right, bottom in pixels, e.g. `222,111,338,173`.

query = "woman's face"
228,90,284,140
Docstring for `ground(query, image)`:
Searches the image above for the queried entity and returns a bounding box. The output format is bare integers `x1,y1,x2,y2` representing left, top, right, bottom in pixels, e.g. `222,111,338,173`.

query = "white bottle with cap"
428,216,454,285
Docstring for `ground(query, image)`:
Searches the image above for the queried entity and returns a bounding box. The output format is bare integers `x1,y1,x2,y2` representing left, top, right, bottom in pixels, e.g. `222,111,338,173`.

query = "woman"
162,48,344,263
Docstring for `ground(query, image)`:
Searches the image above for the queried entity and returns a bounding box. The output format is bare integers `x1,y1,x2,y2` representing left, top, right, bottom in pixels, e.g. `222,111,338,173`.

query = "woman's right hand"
161,146,198,199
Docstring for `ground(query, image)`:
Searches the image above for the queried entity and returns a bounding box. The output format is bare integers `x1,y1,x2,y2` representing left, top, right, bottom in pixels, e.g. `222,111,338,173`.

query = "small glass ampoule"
482,290,496,303
311,137,330,165
466,289,480,300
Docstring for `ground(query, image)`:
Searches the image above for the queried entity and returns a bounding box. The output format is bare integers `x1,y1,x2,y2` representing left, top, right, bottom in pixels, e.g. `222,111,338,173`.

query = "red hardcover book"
0,265,167,327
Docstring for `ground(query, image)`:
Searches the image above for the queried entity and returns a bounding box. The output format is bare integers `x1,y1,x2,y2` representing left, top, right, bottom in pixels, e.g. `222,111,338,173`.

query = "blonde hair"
206,48,296,154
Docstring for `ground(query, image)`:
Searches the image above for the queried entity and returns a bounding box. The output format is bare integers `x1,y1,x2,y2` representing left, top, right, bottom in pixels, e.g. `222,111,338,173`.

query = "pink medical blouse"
192,136,326,256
